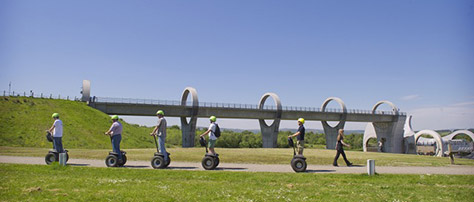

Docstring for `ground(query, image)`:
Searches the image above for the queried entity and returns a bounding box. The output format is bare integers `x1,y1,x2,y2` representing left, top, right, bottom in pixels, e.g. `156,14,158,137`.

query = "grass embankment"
1,163,473,202
2,146,473,167
0,97,183,149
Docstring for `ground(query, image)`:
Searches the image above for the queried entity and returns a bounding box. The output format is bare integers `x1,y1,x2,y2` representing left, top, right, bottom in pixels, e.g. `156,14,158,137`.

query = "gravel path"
1,155,473,175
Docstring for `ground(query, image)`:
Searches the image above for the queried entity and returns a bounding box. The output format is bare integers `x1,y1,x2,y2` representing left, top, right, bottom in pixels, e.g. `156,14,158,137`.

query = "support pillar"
258,93,282,148
371,101,406,153
180,87,199,147
321,97,347,149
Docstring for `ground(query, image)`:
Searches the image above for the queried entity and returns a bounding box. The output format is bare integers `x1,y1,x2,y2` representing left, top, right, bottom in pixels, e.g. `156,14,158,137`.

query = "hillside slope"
0,97,182,149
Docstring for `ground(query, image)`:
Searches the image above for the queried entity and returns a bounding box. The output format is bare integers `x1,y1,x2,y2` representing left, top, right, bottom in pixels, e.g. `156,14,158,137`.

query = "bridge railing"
2,91,80,101
94,97,406,115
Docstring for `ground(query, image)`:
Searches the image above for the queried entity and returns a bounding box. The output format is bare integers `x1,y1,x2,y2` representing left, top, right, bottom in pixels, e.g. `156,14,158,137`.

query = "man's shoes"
347,163,353,167
333,164,338,167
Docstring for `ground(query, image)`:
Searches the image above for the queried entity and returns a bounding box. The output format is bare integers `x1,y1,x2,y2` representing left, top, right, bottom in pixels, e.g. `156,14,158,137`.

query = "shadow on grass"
215,167,247,171
123,165,150,168
67,163,90,166
166,166,198,170
306,169,336,173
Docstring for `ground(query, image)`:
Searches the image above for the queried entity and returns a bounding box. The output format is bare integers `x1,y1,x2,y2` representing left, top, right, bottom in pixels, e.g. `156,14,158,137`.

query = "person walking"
48,113,64,153
199,116,219,155
105,115,123,164
150,110,168,162
288,118,305,155
333,129,353,167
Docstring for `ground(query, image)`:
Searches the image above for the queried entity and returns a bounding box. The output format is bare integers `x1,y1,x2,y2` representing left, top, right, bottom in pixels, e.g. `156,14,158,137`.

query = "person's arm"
288,131,301,138
150,126,158,136
200,129,211,138
48,123,55,133
150,119,162,136
105,124,115,136
341,140,351,147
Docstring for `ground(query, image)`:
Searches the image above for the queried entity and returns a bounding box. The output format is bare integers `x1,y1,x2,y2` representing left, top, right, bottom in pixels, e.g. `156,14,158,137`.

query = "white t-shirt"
53,119,63,137
157,117,167,138
208,123,217,140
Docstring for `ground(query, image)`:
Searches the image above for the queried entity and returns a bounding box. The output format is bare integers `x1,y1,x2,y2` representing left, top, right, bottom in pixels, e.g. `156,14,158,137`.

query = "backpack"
213,123,221,138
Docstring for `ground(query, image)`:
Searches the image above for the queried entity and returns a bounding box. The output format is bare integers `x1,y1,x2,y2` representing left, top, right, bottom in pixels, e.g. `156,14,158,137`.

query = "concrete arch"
258,92,282,148
180,87,199,124
414,130,444,157
363,123,377,152
258,93,282,127
442,130,474,142
372,100,399,115
321,97,347,128
180,87,199,147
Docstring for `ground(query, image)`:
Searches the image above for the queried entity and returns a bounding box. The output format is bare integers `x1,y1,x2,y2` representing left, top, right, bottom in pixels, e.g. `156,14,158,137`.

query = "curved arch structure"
442,130,474,142
180,87,199,147
368,100,406,153
372,100,399,115
258,93,282,148
363,123,377,152
320,97,347,149
414,130,444,157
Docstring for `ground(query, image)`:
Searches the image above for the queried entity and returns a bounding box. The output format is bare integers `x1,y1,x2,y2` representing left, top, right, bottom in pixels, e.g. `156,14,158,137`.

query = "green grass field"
1,163,473,202
2,146,473,167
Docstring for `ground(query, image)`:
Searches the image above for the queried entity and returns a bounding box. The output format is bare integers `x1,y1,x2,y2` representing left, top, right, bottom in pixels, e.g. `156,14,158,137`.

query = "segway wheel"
45,153,56,165
291,158,307,172
214,157,220,167
105,155,119,167
165,157,171,168
66,152,69,162
118,155,127,166
151,156,165,169
202,156,217,170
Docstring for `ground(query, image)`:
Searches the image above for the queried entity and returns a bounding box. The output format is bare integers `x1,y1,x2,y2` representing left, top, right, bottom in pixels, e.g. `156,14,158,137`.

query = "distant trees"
164,127,364,150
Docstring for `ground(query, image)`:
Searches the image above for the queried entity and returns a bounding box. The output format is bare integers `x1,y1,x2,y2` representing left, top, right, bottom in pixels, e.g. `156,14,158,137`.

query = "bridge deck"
90,97,405,122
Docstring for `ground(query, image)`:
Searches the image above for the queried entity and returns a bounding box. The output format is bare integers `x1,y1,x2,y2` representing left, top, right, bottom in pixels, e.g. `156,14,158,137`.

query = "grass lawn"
1,163,473,202
1,146,473,167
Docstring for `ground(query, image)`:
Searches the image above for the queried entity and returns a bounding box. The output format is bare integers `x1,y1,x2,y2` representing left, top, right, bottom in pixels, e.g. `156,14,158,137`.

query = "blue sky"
1,0,473,130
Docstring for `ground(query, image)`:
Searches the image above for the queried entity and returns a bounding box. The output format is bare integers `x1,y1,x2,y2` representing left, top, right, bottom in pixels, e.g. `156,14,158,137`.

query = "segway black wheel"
202,156,217,170
118,155,127,166
214,157,219,167
151,156,165,169
165,157,171,168
105,155,119,167
291,158,307,172
66,153,69,162
45,153,56,165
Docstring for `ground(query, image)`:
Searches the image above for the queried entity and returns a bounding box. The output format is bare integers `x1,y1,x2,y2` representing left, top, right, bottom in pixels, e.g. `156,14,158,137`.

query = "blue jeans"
53,137,64,153
158,135,168,161
111,134,122,160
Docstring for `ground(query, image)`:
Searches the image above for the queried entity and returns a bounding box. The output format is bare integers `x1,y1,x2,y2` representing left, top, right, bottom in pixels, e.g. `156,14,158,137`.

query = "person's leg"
158,135,168,161
52,137,58,151
56,137,64,153
333,150,341,166
209,139,216,155
112,135,122,160
297,140,304,155
340,149,351,165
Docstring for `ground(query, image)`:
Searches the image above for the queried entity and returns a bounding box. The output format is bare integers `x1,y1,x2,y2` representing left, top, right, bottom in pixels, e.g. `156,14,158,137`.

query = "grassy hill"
0,96,183,149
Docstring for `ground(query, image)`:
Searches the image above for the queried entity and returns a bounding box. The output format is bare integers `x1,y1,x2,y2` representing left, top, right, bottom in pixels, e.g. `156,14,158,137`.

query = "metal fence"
94,96,405,115
2,91,80,101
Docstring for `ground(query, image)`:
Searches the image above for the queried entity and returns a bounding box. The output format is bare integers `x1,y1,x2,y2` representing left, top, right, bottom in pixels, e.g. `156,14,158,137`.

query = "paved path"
1,155,473,175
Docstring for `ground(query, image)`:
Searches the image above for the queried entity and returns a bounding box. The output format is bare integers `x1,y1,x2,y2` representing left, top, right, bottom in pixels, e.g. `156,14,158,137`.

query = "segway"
200,137,219,170
44,131,69,165
150,135,171,169
288,137,307,172
104,135,127,167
